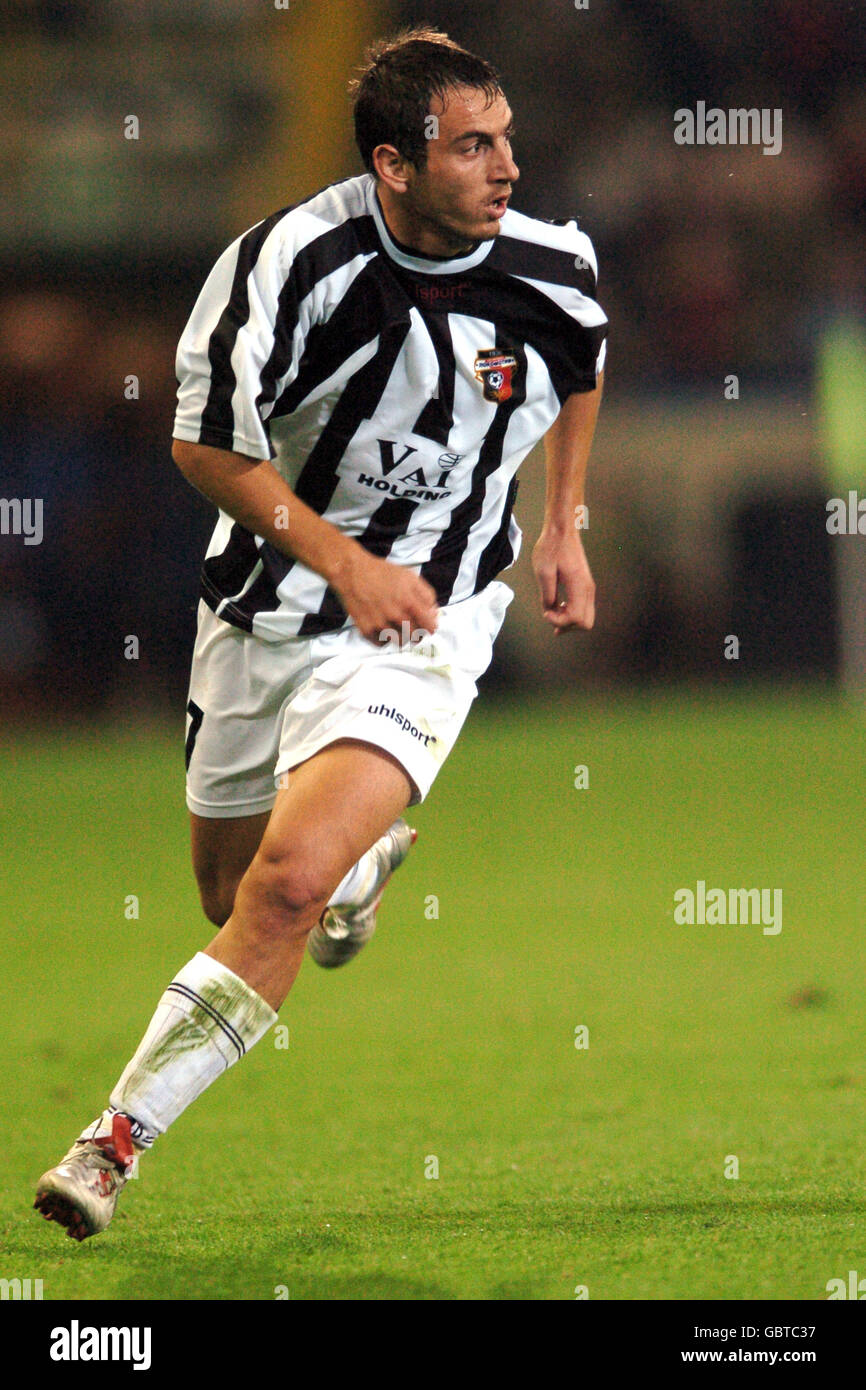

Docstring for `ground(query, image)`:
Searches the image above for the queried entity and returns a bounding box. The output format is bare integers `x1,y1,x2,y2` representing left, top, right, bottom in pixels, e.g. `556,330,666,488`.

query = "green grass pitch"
2,691,865,1300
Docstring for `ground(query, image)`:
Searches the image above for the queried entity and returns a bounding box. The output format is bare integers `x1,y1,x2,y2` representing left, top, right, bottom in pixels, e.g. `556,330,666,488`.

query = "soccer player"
35,26,606,1240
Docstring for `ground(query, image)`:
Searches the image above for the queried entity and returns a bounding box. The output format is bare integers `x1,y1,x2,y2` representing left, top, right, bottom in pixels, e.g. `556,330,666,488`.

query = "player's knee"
240,848,334,933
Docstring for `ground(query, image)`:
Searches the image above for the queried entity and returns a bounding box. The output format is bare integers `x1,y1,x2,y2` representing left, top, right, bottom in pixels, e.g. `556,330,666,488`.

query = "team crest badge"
474,348,519,403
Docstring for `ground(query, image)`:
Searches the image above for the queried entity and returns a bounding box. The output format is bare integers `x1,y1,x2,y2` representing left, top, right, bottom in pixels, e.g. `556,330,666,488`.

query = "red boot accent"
94,1113,136,1176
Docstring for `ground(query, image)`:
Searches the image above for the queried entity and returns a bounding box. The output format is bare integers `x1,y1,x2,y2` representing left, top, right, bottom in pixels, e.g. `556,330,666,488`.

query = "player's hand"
330,545,440,647
532,528,596,635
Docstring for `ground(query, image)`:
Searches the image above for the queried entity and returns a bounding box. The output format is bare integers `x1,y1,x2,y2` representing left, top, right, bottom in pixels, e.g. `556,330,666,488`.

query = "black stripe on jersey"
410,310,456,445
200,522,260,622
212,538,293,631
372,258,459,445
200,246,412,630
421,335,528,606
297,494,420,637
462,271,605,403
473,475,519,595
256,216,380,425
197,233,390,631
234,301,413,636
293,311,412,516
357,496,422,556
487,232,597,300
270,241,392,422
197,208,291,453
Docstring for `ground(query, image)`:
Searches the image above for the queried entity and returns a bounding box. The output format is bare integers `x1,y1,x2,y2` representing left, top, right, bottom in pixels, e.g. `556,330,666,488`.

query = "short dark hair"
350,26,503,175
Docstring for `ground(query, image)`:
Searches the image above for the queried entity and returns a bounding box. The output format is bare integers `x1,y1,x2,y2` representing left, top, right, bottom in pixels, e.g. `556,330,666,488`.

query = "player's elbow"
172,438,202,475
172,438,219,490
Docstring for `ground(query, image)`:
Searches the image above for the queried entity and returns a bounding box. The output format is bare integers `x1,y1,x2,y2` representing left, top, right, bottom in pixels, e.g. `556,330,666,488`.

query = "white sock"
80,854,375,1150
327,847,377,906
88,952,277,1143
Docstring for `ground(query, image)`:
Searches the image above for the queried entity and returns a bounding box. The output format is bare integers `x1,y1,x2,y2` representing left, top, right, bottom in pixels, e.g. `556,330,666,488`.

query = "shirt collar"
368,179,495,275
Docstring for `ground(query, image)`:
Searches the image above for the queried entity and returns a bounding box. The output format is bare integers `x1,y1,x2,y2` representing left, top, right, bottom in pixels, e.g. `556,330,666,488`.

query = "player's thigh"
189,811,271,928
190,809,271,902
251,739,413,900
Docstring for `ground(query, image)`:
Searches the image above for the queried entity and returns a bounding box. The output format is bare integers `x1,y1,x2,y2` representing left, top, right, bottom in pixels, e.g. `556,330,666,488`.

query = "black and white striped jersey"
173,172,607,640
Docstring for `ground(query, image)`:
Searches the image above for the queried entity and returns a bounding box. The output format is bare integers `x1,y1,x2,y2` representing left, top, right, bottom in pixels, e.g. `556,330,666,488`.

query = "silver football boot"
307,818,416,969
34,1111,139,1241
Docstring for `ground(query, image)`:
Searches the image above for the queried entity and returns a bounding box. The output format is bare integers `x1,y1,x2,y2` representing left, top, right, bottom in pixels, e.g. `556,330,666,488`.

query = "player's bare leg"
203,740,413,1008
190,767,416,970
35,741,413,1239
190,809,271,927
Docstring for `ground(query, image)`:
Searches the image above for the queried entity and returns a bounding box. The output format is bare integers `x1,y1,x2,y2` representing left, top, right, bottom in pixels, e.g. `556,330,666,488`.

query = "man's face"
396,86,520,255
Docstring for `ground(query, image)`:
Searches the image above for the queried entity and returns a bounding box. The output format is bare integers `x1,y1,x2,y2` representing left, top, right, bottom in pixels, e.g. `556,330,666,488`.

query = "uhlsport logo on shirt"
474,348,520,402
411,280,471,307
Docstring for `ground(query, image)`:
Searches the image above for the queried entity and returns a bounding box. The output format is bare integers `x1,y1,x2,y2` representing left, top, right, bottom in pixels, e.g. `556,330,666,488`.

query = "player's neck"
375,185,476,261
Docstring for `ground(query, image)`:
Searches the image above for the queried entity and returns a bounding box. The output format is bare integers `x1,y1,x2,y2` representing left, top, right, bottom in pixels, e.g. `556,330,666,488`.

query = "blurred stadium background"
3,0,866,1305
1,0,863,713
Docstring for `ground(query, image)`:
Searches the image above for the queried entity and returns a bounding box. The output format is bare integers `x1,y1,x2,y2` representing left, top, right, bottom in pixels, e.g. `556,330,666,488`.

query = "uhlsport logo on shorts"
368,703,438,747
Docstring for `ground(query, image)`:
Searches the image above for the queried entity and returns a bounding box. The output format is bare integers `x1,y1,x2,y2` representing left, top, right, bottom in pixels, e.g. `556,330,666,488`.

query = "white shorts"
184,581,513,816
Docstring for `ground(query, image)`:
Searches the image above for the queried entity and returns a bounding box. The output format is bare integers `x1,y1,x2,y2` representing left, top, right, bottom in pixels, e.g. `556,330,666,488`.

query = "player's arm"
172,440,438,641
531,370,604,634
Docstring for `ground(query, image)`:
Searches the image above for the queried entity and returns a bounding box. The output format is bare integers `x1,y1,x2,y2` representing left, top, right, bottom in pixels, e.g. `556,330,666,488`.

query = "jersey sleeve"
571,225,607,383
523,218,608,399
173,211,309,460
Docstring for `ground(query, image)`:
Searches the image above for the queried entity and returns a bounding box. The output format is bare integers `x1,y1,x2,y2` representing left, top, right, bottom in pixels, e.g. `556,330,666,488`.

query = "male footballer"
35,26,606,1239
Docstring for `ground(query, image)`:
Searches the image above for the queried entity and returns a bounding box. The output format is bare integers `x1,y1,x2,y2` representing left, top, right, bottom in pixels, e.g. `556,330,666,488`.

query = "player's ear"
372,144,414,193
